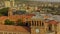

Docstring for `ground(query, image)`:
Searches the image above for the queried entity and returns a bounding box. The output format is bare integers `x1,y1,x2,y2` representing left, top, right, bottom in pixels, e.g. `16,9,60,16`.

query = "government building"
0,17,60,34
0,0,60,34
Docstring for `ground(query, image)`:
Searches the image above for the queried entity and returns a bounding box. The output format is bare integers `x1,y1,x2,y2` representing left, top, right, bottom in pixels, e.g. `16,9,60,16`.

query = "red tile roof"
0,14,34,24
8,15,33,22
0,16,8,24
48,20,58,25
0,16,7,20
0,25,30,32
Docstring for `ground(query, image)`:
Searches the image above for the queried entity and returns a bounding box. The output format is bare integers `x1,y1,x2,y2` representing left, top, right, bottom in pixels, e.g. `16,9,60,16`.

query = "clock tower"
28,19,48,34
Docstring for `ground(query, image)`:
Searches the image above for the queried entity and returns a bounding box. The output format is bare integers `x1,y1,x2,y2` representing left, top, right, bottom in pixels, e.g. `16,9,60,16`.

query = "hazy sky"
30,0,60,2
18,0,60,2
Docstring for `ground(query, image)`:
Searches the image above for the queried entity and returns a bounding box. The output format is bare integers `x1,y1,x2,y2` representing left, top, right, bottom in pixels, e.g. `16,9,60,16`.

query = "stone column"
55,24,57,34
38,21,40,26
31,21,32,27
36,21,37,27
52,24,55,32
8,8,13,16
41,20,42,27
34,21,35,26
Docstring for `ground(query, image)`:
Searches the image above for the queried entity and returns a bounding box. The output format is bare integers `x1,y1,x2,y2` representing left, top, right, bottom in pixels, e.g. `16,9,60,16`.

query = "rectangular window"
35,22,36,26
40,22,41,26
37,21,38,26
17,32,20,34
13,32,16,34
40,21,44,26
42,22,44,26
48,24,52,32
4,32,7,34
28,21,31,26
0,32,3,34
32,21,34,26
8,32,12,34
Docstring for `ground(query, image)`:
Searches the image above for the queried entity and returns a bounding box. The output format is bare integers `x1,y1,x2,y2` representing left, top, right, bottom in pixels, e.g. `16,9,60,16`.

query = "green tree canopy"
16,19,24,26
0,7,9,16
4,19,15,25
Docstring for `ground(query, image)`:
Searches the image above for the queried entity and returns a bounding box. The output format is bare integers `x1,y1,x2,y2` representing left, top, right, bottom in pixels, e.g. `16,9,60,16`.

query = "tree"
4,19,15,25
0,7,9,16
16,19,24,26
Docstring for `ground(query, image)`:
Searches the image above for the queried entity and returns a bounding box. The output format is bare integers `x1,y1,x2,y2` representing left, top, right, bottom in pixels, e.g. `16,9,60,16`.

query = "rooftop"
0,25,30,32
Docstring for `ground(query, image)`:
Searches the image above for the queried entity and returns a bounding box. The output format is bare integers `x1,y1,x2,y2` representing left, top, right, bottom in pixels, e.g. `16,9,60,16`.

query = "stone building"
25,18,59,34
0,16,59,34
0,14,60,34
0,25,30,34
0,0,60,34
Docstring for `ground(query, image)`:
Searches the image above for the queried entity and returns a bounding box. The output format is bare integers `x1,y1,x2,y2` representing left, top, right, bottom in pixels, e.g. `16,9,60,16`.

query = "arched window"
25,23,29,26
48,24,52,32
40,21,44,26
25,21,29,26
32,21,34,26
25,21,31,26
28,22,31,26
40,21,41,26
42,22,44,26
35,21,36,26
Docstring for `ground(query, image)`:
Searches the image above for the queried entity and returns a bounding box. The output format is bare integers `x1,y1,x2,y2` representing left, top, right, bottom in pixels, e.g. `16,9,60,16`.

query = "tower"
8,8,13,16
4,1,11,7
7,0,15,16
10,0,15,7
4,0,15,7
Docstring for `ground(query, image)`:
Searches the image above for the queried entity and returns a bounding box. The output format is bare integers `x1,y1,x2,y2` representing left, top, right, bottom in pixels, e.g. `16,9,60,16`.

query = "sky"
17,0,60,2
30,0,60,2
